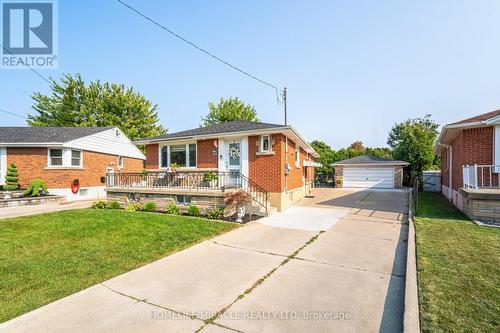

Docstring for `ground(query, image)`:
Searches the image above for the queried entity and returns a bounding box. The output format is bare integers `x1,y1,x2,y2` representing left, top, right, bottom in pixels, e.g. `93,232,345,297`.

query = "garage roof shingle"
332,155,408,166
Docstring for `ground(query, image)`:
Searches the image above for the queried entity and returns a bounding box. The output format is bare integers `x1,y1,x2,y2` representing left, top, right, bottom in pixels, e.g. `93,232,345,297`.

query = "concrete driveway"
0,188,409,333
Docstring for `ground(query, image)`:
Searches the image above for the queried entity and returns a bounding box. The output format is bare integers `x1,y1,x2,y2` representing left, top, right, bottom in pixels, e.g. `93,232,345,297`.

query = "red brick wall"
6,147,143,188
285,138,308,190
248,134,284,193
445,126,494,191
145,144,159,169
197,139,218,169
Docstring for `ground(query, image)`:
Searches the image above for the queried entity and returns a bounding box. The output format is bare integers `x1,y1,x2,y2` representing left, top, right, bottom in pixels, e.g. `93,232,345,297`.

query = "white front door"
227,141,241,187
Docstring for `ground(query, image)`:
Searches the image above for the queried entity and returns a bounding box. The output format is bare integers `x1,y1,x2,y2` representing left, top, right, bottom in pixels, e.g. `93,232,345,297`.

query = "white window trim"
158,143,197,169
47,148,83,168
260,135,271,152
295,143,300,168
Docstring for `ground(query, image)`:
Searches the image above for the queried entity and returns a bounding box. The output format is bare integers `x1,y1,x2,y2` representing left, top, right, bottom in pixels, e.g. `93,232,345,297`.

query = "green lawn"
0,209,238,323
415,192,500,333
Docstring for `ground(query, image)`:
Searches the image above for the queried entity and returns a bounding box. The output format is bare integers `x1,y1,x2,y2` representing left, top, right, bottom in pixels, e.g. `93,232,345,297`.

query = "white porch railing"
462,164,500,189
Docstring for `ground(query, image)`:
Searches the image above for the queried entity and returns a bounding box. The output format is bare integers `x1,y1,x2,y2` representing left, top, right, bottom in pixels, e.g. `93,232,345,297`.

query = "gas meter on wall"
284,163,291,175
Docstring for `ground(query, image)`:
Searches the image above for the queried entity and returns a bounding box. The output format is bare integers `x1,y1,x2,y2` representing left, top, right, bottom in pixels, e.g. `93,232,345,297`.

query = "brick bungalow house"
435,109,500,223
109,120,320,213
0,127,145,201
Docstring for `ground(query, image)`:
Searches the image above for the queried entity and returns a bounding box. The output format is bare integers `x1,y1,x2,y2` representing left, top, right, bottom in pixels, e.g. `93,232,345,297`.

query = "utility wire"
116,0,283,105
1,45,52,85
0,108,28,120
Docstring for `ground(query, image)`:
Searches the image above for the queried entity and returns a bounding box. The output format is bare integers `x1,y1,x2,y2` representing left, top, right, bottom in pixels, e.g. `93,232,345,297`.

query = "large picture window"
160,143,197,168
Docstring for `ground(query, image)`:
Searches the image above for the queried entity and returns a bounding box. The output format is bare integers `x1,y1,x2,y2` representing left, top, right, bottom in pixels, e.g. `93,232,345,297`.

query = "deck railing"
106,170,269,212
462,164,500,189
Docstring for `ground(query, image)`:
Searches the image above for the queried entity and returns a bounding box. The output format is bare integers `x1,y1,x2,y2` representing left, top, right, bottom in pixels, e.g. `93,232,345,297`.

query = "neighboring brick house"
435,109,500,218
0,127,145,201
133,120,320,212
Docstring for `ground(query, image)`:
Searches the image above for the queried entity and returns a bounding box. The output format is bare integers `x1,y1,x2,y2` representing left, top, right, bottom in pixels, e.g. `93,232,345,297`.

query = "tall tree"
387,114,439,186
349,140,365,151
201,97,259,127
28,74,166,141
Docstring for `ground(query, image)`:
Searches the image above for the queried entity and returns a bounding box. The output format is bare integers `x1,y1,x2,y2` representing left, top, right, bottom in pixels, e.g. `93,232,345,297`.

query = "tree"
3,163,19,191
349,140,364,151
387,115,439,187
28,74,166,141
310,140,336,179
201,97,259,127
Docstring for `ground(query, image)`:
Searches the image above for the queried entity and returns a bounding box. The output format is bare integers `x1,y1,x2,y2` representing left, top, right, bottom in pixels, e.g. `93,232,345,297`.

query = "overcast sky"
2,0,500,149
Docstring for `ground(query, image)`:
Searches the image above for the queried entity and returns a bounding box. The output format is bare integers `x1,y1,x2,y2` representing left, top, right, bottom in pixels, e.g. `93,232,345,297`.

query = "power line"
116,0,283,105
1,45,52,85
0,108,28,120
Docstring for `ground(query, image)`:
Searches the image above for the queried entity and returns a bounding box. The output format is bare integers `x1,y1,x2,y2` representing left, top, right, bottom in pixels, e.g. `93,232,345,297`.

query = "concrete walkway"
0,189,409,333
0,200,93,219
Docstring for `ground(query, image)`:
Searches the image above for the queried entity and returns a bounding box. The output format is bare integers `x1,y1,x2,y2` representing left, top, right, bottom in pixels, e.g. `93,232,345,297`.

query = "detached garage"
332,155,409,189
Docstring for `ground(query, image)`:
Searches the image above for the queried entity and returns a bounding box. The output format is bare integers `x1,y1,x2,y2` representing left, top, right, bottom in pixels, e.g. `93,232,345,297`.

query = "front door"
227,141,241,187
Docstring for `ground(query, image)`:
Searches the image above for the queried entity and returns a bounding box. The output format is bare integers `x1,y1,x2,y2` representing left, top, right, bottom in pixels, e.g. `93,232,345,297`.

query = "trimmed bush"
165,202,179,215
144,202,157,212
92,200,107,209
187,205,200,217
23,179,48,197
3,164,19,191
107,201,121,210
125,202,142,212
207,208,224,220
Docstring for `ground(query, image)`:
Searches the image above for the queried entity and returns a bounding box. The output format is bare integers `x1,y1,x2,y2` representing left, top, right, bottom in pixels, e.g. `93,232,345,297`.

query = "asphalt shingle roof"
0,127,112,143
143,120,286,141
450,109,500,125
332,154,408,165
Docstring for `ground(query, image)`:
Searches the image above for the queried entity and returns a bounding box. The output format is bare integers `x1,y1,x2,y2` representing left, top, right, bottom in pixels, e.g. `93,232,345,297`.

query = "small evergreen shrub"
144,202,157,212
23,179,48,197
165,202,179,215
207,208,224,220
107,201,121,209
187,205,200,217
125,202,142,212
3,163,19,191
92,200,107,209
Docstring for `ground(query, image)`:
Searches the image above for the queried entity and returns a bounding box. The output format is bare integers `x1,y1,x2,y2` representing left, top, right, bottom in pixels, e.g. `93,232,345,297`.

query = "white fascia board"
0,142,62,147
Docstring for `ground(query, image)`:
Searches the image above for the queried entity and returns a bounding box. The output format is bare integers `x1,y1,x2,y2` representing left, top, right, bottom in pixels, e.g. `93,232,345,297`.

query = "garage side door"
343,167,394,189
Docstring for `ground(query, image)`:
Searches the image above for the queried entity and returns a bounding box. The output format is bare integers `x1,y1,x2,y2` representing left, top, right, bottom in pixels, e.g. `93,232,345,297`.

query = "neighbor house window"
118,156,124,168
49,149,63,166
160,144,197,168
261,135,270,152
71,150,82,167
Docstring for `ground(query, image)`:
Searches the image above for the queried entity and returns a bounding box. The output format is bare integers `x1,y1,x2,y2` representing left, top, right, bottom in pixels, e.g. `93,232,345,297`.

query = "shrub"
203,171,218,183
144,202,157,212
107,201,121,209
92,200,107,209
165,202,179,215
23,179,49,197
187,205,200,216
3,163,19,191
125,202,142,212
207,208,224,220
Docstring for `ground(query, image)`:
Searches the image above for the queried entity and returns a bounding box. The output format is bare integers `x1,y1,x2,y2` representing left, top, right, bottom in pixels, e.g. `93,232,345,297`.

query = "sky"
1,0,500,149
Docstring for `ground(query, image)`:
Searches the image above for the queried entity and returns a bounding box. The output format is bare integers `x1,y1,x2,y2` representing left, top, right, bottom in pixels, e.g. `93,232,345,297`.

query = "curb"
404,190,421,332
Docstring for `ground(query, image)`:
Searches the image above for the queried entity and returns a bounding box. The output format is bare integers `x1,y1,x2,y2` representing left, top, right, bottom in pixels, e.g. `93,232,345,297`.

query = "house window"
118,156,124,168
161,146,169,168
161,144,197,168
176,195,192,205
295,143,300,168
49,149,63,166
170,145,187,167
261,135,270,152
189,144,196,167
71,150,82,167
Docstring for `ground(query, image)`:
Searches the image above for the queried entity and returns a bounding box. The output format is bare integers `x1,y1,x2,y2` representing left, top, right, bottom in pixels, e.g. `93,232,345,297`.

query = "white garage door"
343,167,394,189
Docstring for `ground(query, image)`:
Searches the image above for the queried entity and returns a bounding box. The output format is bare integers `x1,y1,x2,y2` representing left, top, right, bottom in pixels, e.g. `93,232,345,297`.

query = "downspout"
438,143,453,201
